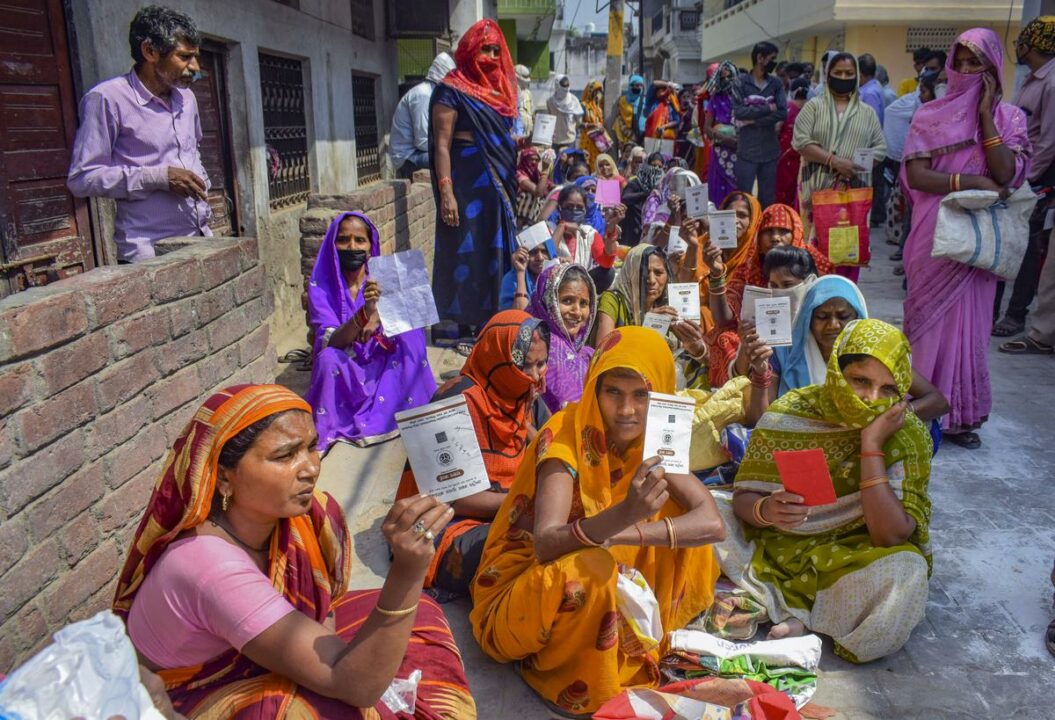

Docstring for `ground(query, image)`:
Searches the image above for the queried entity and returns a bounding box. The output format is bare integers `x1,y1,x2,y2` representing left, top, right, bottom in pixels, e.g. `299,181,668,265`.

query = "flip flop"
992,316,1026,337
279,348,310,363
998,336,1054,355
455,339,476,357
945,431,981,449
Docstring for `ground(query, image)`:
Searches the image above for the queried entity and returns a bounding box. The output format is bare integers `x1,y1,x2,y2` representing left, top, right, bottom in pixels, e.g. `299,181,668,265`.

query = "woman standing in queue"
430,19,519,345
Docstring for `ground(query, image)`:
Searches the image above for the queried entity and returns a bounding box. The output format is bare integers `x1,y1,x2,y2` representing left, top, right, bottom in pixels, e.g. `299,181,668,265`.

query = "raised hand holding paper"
666,226,688,255
595,179,622,207
532,113,557,146
668,283,701,321
684,183,710,218
517,221,552,251
369,250,439,335
708,210,739,250
642,392,695,474
643,312,672,337
395,395,491,504
740,284,806,326
773,448,837,506
754,296,793,346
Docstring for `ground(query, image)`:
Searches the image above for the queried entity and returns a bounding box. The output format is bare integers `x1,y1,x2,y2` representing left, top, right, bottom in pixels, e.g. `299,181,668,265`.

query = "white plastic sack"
931,185,1038,279
616,566,663,655
0,611,165,720
668,629,822,672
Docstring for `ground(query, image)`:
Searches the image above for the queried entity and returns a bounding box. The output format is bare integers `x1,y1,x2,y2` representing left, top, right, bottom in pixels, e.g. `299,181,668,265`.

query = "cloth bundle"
931,185,1038,279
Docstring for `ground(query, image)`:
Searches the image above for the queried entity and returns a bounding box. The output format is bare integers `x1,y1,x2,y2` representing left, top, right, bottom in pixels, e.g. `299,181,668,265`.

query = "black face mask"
828,76,857,96
764,60,778,74
337,248,368,272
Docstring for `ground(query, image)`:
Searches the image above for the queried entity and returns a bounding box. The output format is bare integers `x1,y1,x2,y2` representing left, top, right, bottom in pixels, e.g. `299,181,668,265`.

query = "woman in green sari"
714,319,932,663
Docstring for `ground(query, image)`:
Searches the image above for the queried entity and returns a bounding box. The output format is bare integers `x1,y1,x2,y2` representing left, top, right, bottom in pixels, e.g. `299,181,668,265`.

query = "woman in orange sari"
470,327,725,718
396,310,549,599
114,384,476,719
579,80,612,170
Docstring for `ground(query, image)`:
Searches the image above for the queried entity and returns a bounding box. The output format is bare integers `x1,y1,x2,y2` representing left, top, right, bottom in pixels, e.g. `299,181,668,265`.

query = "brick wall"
298,173,436,332
0,238,277,670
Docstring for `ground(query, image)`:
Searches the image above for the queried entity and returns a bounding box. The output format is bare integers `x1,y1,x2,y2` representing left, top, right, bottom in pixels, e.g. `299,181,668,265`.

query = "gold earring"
222,493,231,512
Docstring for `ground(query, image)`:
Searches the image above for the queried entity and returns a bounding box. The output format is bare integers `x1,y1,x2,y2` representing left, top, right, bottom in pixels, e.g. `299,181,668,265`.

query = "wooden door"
189,46,239,236
0,0,92,295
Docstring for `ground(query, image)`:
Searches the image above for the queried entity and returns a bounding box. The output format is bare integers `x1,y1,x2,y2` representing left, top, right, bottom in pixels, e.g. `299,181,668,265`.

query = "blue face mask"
560,207,586,224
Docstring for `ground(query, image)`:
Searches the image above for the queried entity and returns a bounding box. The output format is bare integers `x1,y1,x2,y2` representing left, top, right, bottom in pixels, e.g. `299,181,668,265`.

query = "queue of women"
114,20,1035,719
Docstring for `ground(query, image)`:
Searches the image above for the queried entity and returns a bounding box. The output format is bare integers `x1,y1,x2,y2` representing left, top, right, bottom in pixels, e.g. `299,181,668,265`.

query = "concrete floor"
278,229,1055,719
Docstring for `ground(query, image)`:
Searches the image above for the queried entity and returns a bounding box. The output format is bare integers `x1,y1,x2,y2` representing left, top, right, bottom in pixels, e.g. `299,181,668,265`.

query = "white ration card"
642,392,695,474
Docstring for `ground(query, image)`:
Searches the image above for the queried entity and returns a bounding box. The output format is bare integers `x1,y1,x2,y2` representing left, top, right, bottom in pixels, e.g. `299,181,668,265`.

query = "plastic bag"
380,669,421,714
0,611,165,720
616,566,663,656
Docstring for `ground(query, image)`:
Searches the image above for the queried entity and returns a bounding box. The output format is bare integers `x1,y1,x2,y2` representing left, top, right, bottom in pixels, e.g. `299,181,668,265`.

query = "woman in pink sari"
902,28,1032,448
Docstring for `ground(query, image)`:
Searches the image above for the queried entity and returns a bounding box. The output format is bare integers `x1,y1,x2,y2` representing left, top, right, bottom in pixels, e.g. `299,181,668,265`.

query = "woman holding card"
306,212,436,454
548,184,622,291
396,310,550,598
717,319,933,663
515,146,555,228
619,162,663,246
689,191,761,280
594,153,627,190
470,326,725,717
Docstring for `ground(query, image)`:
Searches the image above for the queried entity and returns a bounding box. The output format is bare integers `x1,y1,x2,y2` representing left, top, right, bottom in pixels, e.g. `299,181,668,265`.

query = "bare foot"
766,618,806,640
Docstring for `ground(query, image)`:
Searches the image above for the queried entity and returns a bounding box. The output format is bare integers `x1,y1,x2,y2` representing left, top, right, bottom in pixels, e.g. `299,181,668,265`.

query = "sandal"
893,265,905,276
279,348,310,363
890,250,902,261
1048,619,1055,657
992,316,1026,337
945,431,981,449
455,339,476,357
998,336,1054,355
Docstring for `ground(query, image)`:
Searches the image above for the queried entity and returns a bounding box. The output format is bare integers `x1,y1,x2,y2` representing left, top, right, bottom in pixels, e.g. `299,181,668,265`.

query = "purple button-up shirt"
68,70,212,262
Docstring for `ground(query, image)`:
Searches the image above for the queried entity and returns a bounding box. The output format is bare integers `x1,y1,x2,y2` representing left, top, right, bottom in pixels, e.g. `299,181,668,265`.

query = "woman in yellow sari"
579,80,611,170
470,327,725,718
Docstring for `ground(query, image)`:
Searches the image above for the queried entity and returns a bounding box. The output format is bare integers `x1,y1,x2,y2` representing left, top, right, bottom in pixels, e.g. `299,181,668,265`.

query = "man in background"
389,53,455,179
897,47,931,96
732,41,786,207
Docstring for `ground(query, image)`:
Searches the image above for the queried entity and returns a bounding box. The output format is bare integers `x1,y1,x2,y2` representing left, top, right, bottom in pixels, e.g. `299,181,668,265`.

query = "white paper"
642,311,672,337
395,395,491,503
642,392,695,474
643,137,675,156
739,284,807,326
708,210,738,250
666,226,688,255
668,282,701,321
754,296,793,346
684,183,710,218
517,221,551,251
531,113,557,146
369,250,439,336
852,147,875,174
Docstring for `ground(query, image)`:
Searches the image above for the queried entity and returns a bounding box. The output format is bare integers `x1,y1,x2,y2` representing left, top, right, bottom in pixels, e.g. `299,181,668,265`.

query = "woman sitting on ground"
716,319,933,663
515,146,555,228
470,327,725,718
594,153,627,190
306,212,436,453
594,244,711,391
619,159,664,246
500,241,554,311
529,262,597,412
396,310,550,599
115,384,475,718
548,183,623,292
691,191,762,280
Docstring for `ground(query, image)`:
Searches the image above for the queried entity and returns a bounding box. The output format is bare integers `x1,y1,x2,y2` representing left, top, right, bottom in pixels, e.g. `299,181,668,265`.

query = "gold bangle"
859,475,889,490
751,496,774,527
663,517,676,550
374,603,418,617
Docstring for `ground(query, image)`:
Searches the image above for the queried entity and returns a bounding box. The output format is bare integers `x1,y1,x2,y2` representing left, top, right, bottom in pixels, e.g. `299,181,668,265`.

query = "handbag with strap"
811,184,873,267
931,185,1038,280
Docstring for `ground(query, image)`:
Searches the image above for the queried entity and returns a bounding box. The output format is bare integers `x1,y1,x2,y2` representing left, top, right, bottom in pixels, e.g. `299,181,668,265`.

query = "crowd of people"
56,4,1055,718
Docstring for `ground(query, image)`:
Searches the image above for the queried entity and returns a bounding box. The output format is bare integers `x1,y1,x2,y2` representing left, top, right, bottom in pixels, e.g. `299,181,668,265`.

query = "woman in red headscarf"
644,82,682,142
430,19,521,345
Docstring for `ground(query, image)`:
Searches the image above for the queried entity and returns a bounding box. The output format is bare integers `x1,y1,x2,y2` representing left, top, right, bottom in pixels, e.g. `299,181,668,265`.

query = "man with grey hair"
389,53,455,179
68,5,211,262
514,64,535,136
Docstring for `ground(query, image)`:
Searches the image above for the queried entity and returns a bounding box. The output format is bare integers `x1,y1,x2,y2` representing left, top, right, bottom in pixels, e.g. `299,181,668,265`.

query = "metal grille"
352,74,381,185
259,53,310,210
679,10,700,31
905,27,957,54
351,0,375,40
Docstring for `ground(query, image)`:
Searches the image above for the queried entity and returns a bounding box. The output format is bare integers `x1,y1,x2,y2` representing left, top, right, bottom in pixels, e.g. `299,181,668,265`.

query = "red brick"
155,327,208,376
0,626,19,674
107,306,170,360
200,243,243,289
147,255,203,303
102,427,167,489
86,395,151,460
242,296,269,328
0,362,36,417
40,541,119,627
11,602,47,654
238,325,270,368
36,333,108,395
96,468,155,534
57,512,102,566
194,283,236,326
168,297,197,338
15,381,95,454
95,351,161,413
0,515,27,576
0,423,13,470
232,265,266,305
205,307,246,352
24,463,105,544
196,345,240,391
160,402,197,445
67,584,111,626
0,538,63,622
236,236,259,271
0,429,86,514
0,288,88,362
66,266,151,329
149,364,201,419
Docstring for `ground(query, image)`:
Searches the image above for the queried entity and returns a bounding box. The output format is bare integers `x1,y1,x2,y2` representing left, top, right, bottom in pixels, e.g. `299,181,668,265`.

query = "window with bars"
352,74,381,185
351,0,376,40
259,53,310,210
905,27,957,54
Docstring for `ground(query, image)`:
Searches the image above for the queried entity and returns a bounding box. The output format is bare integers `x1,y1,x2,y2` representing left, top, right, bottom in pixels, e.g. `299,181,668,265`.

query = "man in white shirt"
389,53,455,179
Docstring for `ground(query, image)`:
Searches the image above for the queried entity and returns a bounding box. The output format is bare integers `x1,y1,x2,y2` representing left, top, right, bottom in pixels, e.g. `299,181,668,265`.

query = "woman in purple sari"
902,29,1032,449
703,60,740,206
528,262,597,413
306,212,437,453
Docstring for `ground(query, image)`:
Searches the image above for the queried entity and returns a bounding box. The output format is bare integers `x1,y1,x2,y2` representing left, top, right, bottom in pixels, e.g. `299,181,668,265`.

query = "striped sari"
114,384,476,719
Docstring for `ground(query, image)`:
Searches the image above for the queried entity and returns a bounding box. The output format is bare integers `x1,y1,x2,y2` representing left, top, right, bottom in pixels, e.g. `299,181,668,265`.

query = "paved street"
279,228,1055,719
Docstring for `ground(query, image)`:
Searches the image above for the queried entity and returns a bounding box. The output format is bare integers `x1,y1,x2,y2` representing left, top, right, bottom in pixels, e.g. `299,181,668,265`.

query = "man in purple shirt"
68,6,212,262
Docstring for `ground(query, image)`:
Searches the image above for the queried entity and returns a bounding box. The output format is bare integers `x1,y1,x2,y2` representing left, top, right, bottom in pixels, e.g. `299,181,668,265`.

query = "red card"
772,448,837,506
755,692,798,719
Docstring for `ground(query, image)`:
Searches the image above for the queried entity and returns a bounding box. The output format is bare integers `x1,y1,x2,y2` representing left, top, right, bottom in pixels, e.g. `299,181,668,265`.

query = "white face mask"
934,83,948,99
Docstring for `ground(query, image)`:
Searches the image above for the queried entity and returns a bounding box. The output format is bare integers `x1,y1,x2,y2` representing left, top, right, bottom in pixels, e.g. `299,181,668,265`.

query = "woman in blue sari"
430,19,519,337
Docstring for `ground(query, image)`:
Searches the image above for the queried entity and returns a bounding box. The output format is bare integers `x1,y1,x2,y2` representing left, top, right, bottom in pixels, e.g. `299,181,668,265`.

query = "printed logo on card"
437,450,453,467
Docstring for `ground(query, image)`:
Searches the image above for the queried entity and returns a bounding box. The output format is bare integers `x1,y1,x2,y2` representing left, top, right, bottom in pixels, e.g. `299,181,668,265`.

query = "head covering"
529,263,596,412
637,163,663,193
113,385,346,622
442,19,518,118
518,145,541,183
904,28,1011,160
641,168,702,229
549,74,584,115
609,244,671,326
773,275,868,396
594,152,618,177
308,211,380,333
704,60,740,98
514,63,532,89
426,52,456,83
1019,15,1055,55
715,191,763,276
625,74,645,102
